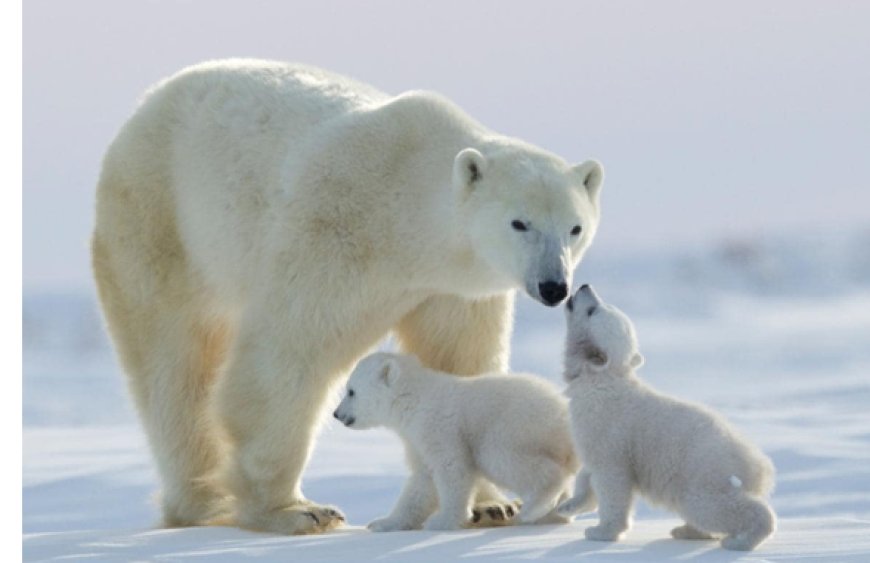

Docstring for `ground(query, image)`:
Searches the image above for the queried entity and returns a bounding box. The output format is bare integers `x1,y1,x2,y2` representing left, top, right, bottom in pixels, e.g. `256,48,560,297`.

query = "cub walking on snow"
334,352,579,531
558,285,776,551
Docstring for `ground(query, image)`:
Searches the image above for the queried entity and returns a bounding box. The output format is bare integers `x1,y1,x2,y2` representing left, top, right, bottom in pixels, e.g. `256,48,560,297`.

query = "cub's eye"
511,220,528,232
571,225,583,236
586,306,597,317
348,389,355,397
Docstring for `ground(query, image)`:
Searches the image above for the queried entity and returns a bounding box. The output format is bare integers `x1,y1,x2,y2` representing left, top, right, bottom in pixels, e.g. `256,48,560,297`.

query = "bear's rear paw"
671,523,715,541
240,503,345,535
585,523,626,542
367,516,417,532
469,499,522,527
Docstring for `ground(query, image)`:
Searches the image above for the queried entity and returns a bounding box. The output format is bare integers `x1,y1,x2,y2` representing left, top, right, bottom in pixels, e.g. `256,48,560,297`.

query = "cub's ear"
572,159,604,204
379,358,400,387
583,343,609,369
630,352,645,370
453,148,487,196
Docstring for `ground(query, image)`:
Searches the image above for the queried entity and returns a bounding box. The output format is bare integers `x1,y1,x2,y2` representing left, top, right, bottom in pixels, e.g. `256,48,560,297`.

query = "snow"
23,232,870,561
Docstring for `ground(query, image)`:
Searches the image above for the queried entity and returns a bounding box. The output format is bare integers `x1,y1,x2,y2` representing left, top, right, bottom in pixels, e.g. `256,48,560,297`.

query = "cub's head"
453,145,603,307
333,352,416,430
563,284,643,381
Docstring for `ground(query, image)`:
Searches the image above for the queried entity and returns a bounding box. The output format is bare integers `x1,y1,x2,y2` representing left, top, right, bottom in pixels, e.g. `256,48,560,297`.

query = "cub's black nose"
580,284,590,291
332,410,340,420
539,281,568,306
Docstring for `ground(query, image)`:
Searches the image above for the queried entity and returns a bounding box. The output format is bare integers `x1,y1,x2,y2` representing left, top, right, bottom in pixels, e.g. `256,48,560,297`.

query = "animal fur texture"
91,59,604,534
334,352,580,531
558,285,776,551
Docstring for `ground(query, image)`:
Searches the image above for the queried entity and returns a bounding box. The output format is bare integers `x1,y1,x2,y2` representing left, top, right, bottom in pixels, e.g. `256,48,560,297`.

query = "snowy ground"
23,232,870,561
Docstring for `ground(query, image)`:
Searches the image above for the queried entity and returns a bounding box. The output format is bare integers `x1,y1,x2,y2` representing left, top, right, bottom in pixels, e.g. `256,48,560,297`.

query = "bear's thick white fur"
334,352,580,531
91,59,603,534
558,285,776,551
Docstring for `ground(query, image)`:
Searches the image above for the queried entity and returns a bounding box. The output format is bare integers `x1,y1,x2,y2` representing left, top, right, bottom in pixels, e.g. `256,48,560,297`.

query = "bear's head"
453,145,603,307
333,352,416,430
563,284,643,381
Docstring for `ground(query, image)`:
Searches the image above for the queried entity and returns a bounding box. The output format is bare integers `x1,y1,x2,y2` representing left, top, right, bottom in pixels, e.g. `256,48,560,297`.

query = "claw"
306,511,320,525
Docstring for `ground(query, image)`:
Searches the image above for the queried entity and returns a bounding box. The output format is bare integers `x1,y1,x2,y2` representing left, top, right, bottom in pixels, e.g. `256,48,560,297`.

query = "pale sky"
24,0,870,290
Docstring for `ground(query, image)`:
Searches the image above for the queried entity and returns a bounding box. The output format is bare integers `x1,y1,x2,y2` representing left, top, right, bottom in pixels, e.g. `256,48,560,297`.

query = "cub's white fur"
558,285,776,551
335,352,580,531
91,59,604,534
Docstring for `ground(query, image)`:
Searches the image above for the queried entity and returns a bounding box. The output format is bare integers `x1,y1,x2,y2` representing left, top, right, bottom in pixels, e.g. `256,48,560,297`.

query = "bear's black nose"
332,410,340,420
580,283,590,291
539,281,568,306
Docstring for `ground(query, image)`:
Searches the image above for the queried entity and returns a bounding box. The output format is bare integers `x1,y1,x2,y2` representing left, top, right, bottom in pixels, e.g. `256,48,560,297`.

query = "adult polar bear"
92,59,604,534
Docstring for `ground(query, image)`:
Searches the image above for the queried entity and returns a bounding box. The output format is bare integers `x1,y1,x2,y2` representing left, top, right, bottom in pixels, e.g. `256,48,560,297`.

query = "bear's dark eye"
571,225,582,236
511,220,528,232
586,306,597,317
348,389,355,397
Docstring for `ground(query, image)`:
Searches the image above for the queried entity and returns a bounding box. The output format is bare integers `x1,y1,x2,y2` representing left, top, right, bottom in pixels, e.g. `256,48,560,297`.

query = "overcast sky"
24,0,870,291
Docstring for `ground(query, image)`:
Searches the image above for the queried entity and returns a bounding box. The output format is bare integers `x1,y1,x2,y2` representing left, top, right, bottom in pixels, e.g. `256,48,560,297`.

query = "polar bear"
557,285,776,551
91,59,604,534
333,352,580,531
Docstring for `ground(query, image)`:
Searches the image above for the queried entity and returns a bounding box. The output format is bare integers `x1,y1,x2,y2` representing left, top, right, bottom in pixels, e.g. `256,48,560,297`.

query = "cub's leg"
558,468,597,516
585,467,634,541
368,446,438,532
515,459,573,524
421,452,476,531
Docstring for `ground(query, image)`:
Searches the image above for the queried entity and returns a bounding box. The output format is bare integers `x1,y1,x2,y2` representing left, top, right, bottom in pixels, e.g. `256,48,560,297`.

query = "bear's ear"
378,358,400,387
629,352,644,370
572,159,604,204
453,148,487,195
583,343,609,370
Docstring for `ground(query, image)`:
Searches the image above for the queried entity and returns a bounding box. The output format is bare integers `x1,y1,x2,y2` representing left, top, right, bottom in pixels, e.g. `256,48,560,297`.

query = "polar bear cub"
334,352,580,531
557,285,776,551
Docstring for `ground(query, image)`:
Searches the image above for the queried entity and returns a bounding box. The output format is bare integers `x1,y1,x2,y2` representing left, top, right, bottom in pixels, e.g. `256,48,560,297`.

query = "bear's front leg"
423,452,474,530
396,292,518,525
215,314,347,535
368,446,438,532
585,467,634,541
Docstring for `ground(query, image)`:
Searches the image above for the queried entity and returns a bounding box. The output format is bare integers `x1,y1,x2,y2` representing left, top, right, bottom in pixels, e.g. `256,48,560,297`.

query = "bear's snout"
538,281,568,306
333,410,355,427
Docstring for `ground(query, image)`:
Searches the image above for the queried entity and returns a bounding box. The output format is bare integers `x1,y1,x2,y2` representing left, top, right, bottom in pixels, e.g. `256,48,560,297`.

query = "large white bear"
92,59,604,534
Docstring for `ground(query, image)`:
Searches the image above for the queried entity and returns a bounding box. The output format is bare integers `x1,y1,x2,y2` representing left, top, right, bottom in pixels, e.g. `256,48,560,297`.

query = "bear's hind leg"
516,460,573,524
92,236,229,527
679,492,775,551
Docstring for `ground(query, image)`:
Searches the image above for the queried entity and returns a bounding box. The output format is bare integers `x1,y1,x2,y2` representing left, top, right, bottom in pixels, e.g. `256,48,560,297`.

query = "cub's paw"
671,524,715,541
585,524,625,542
469,499,522,527
721,533,756,551
367,516,417,533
